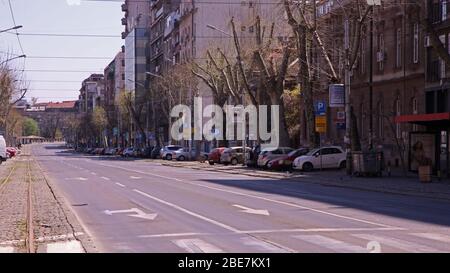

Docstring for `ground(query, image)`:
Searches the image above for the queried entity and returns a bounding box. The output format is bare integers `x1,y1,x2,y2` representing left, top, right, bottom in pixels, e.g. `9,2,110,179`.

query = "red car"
266,148,310,171
6,147,17,158
208,147,227,165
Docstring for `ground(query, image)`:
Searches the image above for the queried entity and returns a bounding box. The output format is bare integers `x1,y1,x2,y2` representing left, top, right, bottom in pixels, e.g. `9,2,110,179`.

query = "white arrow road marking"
233,204,270,216
103,208,158,221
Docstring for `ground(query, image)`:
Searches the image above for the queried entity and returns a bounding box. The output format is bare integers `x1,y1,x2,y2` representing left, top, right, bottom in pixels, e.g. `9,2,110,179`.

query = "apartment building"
78,74,105,113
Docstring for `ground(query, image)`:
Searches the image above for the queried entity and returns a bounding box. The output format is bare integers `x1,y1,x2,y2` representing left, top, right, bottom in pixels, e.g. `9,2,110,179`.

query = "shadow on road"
197,177,450,227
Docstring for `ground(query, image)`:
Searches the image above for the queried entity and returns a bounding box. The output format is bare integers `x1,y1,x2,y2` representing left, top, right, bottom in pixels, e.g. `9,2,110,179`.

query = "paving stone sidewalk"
157,160,450,201
0,146,94,253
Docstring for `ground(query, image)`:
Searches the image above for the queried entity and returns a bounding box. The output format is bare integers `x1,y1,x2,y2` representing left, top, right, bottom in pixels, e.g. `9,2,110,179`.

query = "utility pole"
344,18,352,174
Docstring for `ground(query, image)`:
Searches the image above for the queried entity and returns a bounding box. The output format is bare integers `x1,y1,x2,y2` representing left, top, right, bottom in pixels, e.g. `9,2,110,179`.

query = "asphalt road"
32,143,450,253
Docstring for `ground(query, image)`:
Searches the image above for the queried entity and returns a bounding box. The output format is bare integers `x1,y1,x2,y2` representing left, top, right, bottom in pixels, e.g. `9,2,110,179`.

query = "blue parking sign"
315,101,327,116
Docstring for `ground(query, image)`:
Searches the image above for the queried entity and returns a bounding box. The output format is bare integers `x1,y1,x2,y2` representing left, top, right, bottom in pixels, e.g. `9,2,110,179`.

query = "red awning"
395,112,450,127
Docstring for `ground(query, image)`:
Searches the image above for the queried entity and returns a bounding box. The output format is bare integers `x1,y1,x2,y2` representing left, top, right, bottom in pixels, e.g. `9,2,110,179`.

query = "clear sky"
0,0,124,103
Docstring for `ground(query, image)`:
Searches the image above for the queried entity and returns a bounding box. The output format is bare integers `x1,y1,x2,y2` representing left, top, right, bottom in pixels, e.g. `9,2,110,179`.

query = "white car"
0,135,6,164
293,146,347,171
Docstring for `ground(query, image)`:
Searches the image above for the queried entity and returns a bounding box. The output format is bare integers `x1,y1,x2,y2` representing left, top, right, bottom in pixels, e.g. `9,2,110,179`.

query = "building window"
413,23,419,64
396,28,402,68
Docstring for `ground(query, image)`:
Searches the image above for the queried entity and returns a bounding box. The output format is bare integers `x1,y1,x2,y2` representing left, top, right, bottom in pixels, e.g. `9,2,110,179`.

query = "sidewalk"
156,160,450,201
0,146,92,253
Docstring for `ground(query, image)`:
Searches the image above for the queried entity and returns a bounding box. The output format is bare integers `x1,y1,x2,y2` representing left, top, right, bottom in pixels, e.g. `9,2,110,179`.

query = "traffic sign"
315,101,327,116
315,116,327,133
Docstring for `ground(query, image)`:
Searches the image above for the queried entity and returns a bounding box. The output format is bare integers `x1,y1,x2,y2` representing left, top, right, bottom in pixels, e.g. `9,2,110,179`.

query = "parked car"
266,148,310,171
208,147,227,165
160,145,183,160
104,148,117,155
151,145,161,159
172,148,208,161
220,147,251,165
0,136,6,164
122,147,136,157
293,146,347,172
257,147,295,168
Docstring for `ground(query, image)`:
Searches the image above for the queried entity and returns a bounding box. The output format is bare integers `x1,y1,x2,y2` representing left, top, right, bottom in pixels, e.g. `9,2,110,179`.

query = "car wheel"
166,154,172,160
179,155,185,161
208,161,214,165
231,158,238,165
339,160,346,169
302,162,314,172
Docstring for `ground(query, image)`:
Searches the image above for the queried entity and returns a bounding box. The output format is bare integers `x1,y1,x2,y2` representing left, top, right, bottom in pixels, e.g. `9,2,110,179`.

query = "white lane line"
133,189,239,232
137,227,404,239
46,240,85,253
100,177,111,181
91,161,393,228
410,233,450,244
115,183,126,188
139,232,209,238
130,176,142,180
241,237,292,253
97,163,183,181
0,247,15,253
353,234,441,253
294,235,368,253
237,227,404,234
91,172,97,175
173,238,224,253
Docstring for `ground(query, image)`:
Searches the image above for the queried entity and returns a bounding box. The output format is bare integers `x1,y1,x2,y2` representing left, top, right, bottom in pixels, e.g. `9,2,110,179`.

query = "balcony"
121,17,127,26
121,3,128,12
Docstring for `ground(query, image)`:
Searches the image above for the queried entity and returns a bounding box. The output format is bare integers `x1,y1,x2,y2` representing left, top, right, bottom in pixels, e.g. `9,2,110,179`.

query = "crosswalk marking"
173,238,224,253
0,247,15,253
353,234,441,253
241,237,292,253
46,240,84,253
410,233,450,244
293,235,368,253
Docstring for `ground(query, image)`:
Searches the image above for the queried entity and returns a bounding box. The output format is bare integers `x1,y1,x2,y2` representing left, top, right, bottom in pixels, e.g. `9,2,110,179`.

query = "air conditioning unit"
376,51,384,62
424,35,431,47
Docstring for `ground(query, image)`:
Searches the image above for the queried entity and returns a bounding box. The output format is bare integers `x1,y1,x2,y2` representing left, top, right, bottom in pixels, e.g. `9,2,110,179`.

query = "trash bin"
418,165,432,183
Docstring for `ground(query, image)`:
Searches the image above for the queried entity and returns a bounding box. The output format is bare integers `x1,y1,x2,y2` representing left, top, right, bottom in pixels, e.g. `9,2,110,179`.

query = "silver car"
172,148,207,161
160,145,183,160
